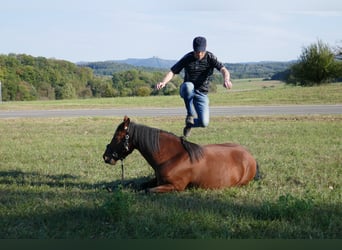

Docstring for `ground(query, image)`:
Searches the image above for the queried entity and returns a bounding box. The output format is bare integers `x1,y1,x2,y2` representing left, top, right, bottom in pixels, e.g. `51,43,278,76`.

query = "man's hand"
156,71,175,90
156,82,166,90
223,79,232,89
220,67,232,90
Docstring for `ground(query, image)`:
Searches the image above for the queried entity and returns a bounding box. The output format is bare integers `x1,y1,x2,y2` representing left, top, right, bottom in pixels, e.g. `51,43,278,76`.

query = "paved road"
0,104,341,118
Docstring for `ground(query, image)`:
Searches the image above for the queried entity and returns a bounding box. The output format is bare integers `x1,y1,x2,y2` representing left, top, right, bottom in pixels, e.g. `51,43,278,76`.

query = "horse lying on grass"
103,116,261,193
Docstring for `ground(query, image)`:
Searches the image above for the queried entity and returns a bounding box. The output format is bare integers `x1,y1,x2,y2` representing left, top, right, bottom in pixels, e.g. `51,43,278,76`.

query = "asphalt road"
0,104,341,118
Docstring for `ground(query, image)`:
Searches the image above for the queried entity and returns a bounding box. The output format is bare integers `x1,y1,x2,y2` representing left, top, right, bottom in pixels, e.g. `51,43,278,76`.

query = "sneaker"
183,126,192,137
185,115,194,126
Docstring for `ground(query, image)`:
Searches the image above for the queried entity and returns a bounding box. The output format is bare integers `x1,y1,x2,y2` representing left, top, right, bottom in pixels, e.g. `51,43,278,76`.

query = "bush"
101,187,131,222
288,40,342,86
136,86,151,96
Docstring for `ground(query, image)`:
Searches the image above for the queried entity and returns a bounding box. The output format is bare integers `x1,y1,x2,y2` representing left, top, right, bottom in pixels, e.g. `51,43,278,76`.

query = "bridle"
106,124,131,184
107,124,130,160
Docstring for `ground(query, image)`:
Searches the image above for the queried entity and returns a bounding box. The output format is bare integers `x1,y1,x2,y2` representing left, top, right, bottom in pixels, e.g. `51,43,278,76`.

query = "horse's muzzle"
103,155,117,165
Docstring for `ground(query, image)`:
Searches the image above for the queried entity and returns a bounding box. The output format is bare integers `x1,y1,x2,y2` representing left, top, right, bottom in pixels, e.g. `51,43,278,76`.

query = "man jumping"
156,36,232,137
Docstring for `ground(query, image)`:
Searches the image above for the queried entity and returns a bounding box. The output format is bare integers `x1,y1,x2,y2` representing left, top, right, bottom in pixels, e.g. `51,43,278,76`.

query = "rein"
120,159,125,185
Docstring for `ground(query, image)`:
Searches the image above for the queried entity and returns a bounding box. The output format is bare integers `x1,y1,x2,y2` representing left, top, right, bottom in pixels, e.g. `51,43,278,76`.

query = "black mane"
129,122,204,162
130,122,160,154
180,137,204,163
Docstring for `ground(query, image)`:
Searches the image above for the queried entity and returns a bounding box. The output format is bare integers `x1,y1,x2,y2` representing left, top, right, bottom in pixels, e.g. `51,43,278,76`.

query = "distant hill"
80,57,295,79
116,57,176,69
224,61,296,79
78,57,175,75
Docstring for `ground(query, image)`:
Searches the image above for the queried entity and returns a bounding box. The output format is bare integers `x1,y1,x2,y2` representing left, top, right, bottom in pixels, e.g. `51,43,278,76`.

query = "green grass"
1,82,341,238
1,81,341,110
0,115,341,238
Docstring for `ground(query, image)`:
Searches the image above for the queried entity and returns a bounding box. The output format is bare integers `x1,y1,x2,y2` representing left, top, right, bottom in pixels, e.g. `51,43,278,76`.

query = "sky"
1,0,342,63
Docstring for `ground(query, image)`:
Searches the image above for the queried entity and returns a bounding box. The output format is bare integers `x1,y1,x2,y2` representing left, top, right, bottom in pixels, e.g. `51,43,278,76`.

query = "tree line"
0,54,218,101
1,40,341,101
0,54,97,101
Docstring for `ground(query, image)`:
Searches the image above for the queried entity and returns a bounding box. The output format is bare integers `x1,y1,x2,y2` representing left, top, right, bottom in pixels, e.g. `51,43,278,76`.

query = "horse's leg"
147,183,186,193
140,177,157,190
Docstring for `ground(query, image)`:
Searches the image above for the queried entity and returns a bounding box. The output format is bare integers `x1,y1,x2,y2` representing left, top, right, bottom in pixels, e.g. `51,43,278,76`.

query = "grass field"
0,81,341,238
1,80,341,110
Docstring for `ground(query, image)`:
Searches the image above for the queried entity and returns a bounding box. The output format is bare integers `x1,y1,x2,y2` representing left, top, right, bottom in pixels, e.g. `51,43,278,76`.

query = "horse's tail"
254,161,262,181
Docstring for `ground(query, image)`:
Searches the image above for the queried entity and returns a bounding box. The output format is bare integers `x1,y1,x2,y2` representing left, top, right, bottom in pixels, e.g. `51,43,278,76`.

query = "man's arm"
156,71,175,90
220,67,232,89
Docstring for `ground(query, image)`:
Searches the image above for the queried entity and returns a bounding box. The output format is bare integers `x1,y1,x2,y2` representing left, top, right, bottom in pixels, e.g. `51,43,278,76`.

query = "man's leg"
193,90,209,127
179,82,195,137
179,82,195,118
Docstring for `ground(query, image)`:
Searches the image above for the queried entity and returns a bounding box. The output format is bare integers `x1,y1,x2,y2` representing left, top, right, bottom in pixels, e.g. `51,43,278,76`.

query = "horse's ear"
123,115,130,130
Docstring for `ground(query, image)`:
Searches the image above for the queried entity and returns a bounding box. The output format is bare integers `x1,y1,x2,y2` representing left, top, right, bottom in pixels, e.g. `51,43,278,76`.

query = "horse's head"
103,116,133,165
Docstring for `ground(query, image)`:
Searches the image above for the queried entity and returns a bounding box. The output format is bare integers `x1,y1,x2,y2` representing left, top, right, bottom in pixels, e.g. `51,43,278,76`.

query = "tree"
334,40,342,58
333,41,342,81
55,82,76,99
136,86,151,96
289,40,341,86
15,81,37,101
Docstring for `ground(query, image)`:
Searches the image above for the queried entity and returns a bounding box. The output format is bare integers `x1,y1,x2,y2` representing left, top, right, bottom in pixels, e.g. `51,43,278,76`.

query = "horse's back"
204,143,254,160
193,142,257,188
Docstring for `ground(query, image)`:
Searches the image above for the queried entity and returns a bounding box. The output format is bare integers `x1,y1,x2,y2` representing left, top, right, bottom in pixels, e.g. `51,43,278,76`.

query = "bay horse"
103,116,260,193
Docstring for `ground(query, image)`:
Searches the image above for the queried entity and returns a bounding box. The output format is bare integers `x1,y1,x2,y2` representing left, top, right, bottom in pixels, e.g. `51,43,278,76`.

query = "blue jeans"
179,82,209,127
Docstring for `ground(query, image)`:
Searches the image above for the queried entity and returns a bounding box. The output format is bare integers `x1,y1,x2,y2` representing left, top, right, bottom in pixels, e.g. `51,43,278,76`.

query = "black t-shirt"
171,51,224,93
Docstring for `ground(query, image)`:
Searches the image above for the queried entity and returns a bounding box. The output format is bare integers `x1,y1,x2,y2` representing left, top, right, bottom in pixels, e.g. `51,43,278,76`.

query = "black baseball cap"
193,36,207,52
